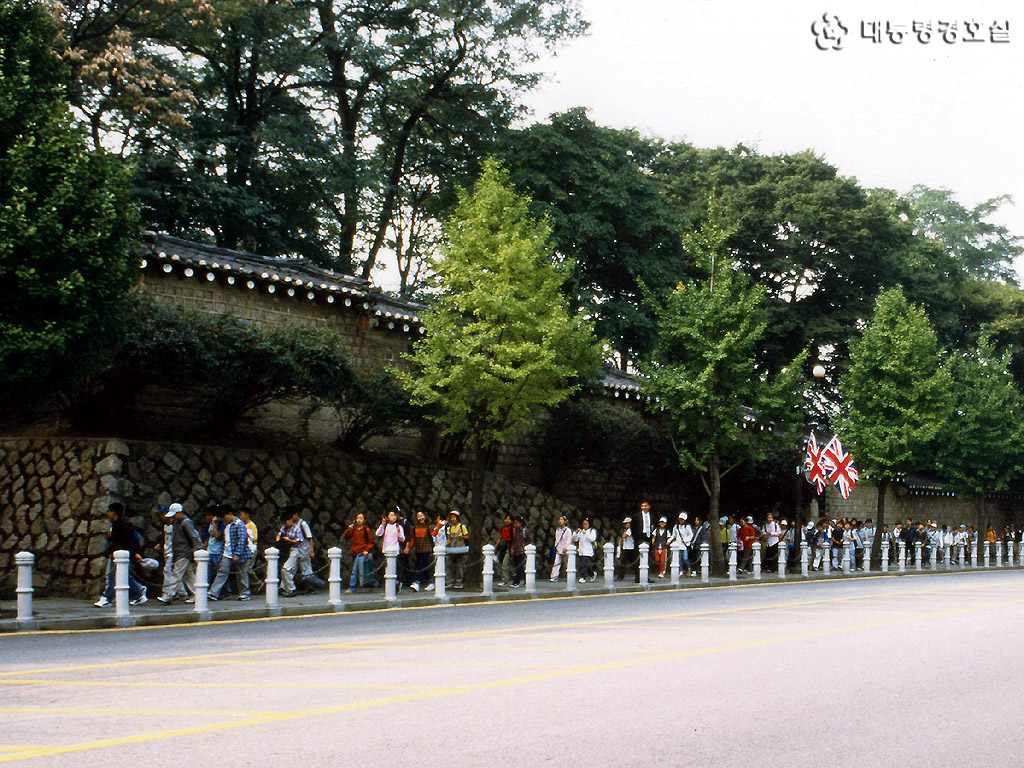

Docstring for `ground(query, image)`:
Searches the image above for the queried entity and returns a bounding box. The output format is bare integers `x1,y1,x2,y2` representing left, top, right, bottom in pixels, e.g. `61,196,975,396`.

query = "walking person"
405,510,434,592
573,518,597,582
158,503,201,603
617,517,637,582
446,511,469,588
550,516,572,582
651,517,670,578
342,512,377,592
509,515,532,588
763,513,781,572
238,508,259,588
276,510,303,597
495,514,513,586
376,507,406,592
209,506,251,601
671,513,693,576
94,502,148,607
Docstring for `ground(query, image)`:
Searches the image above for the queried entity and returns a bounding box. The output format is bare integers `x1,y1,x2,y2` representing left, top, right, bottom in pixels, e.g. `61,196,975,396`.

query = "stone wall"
0,437,596,597
817,482,1024,529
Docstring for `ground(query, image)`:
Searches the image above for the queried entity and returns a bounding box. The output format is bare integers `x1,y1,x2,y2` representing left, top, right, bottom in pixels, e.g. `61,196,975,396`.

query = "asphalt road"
1,570,1023,766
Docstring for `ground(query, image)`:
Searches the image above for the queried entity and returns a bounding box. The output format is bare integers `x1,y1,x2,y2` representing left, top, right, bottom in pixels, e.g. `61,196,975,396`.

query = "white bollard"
482,544,495,597
957,543,965,568
778,541,787,580
700,543,710,583
265,547,280,609
525,544,537,594
984,541,991,568
843,542,852,574
915,542,923,571
728,542,737,581
384,551,398,601
566,545,577,591
113,549,132,623
328,546,343,606
1019,540,1024,565
670,542,681,586
931,544,938,571
433,543,447,600
639,543,650,587
881,541,890,573
997,542,1004,568
863,546,871,573
1008,542,1015,567
752,542,761,580
898,541,906,573
800,541,809,578
194,549,210,619
15,552,35,629
823,545,832,576
604,542,615,590
971,541,978,568
944,543,952,569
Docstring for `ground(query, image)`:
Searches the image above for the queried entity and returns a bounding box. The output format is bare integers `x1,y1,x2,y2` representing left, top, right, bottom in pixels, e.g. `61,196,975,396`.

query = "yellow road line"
0,708,291,717
0,581,1000,680
0,680,438,692
1,593,1019,765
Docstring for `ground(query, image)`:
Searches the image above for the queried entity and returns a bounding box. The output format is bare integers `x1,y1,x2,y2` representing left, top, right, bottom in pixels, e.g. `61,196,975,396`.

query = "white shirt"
764,521,781,546
573,528,597,557
640,512,652,537
553,526,572,554
671,524,694,547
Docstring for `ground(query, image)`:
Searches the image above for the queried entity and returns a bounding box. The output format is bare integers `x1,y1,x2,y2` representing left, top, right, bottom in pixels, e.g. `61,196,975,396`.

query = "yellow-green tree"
402,159,599,576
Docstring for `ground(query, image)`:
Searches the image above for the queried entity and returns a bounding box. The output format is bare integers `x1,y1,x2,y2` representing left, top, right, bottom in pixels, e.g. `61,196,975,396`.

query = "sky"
517,0,1024,274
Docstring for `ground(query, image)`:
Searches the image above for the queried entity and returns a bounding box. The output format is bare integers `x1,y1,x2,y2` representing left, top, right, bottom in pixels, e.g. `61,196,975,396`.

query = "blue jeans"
102,557,145,601
414,552,432,586
349,553,377,588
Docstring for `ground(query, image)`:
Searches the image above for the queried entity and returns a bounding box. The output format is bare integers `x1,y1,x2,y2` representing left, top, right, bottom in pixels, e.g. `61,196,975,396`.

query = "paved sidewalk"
3,563,1012,632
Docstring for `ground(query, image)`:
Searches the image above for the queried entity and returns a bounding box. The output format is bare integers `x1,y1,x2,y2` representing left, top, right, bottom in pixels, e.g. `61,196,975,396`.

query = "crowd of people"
89,498,1024,606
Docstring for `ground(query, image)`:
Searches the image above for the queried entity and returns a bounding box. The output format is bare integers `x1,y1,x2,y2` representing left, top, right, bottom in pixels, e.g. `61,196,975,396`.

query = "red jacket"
342,525,375,555
740,524,758,551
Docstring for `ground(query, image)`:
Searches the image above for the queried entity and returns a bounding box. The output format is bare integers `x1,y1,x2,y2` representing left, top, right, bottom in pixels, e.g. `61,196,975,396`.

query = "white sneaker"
94,597,111,607
549,578,557,582
425,583,435,591
578,578,585,583
410,583,420,592
130,593,148,606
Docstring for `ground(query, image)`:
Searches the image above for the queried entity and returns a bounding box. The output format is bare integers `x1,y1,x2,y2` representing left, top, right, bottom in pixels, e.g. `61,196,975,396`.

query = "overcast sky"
518,0,1024,274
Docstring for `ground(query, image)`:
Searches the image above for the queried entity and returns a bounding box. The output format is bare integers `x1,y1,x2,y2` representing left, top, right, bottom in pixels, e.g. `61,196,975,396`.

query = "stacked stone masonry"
0,437,590,597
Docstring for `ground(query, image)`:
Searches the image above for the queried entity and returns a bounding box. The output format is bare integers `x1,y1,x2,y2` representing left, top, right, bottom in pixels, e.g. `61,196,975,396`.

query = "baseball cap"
164,502,183,518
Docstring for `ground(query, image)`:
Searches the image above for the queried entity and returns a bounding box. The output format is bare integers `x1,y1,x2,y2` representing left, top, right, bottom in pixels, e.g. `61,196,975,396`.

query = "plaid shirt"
227,518,252,561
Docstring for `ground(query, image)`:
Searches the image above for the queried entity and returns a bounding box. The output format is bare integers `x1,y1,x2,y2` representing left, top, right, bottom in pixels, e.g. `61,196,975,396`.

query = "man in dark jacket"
94,502,148,607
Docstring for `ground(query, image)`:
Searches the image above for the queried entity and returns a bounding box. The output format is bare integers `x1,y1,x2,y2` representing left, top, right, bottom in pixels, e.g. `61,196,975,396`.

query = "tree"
0,0,138,409
641,206,806,575
840,287,953,565
500,108,687,368
935,339,1024,517
649,145,919,374
311,0,587,278
401,159,600,581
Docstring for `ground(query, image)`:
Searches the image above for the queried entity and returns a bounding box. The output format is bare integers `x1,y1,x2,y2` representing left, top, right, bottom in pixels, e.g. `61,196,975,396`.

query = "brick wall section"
139,273,413,372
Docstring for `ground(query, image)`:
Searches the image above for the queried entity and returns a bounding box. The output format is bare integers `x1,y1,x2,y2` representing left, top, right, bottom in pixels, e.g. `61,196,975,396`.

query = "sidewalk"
2,564,1009,633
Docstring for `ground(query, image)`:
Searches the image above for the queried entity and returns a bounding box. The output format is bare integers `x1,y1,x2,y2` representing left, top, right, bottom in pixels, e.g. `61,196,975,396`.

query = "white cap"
165,502,183,518
678,512,687,520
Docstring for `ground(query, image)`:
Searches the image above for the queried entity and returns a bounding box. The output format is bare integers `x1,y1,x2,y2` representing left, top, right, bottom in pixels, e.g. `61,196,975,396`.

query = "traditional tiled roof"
140,233,640,392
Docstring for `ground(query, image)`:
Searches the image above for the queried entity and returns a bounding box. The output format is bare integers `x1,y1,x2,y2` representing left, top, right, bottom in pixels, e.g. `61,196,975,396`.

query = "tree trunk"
464,439,487,589
708,448,726,577
870,478,888,568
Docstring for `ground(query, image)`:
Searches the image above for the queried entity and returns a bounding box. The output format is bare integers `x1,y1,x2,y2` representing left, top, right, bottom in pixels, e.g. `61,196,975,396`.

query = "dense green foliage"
641,206,806,541
0,0,139,409
500,109,687,367
935,340,1024,497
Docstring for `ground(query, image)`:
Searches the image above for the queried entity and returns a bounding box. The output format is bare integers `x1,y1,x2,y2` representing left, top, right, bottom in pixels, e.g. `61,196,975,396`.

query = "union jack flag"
804,432,827,495
822,435,858,499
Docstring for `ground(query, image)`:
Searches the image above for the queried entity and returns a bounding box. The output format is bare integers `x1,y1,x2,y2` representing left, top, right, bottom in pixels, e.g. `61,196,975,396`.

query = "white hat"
746,516,754,523
678,512,687,520
623,516,632,524
781,520,788,526
659,516,668,523
164,502,183,518
719,516,727,524
449,510,461,517
806,522,815,530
